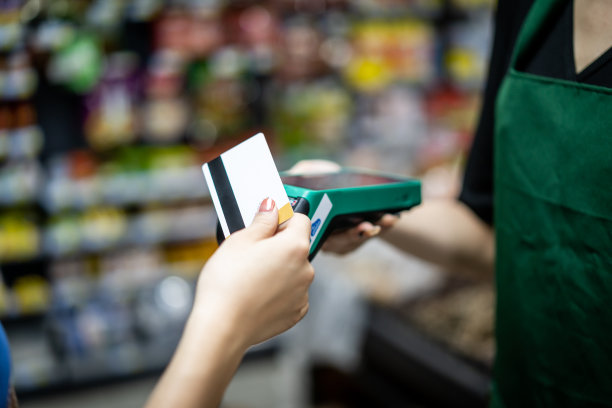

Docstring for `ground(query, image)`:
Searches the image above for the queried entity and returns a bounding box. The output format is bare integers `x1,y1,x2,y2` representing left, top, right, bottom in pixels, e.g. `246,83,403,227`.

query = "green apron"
492,0,612,406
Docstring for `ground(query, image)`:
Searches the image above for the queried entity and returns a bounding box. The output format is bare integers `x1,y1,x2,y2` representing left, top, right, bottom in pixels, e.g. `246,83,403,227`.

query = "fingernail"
259,197,275,212
363,226,381,238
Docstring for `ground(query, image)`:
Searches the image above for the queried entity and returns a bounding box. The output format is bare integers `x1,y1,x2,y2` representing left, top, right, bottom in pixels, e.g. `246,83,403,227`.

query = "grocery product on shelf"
141,50,190,143
1,103,44,161
0,161,43,206
0,212,41,262
344,19,437,91
83,52,140,150
43,147,209,212
444,7,493,90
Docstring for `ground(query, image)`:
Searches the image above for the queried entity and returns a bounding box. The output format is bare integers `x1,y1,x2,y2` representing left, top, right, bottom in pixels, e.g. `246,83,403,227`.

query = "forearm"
145,307,248,408
144,204,313,408
381,199,495,277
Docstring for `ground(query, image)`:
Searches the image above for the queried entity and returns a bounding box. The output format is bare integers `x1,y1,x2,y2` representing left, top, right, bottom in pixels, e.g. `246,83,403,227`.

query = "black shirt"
458,0,612,225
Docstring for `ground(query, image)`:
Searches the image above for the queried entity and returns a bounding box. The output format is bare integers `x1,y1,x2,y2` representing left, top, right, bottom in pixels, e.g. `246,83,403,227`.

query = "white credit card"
202,133,293,238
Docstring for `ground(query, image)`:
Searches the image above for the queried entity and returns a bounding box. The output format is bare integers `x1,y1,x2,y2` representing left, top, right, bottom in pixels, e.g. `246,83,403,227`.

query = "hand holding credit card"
202,133,294,238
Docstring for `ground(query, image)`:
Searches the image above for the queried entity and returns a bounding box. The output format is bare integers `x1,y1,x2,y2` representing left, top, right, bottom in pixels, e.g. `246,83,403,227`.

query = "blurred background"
0,0,495,406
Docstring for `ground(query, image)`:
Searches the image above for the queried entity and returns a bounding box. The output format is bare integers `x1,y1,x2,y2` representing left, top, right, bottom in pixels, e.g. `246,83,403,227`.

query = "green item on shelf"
49,33,103,94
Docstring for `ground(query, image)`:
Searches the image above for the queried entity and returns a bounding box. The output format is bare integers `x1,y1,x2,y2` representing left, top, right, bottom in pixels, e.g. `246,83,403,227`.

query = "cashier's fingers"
377,213,401,229
358,222,382,238
321,222,380,255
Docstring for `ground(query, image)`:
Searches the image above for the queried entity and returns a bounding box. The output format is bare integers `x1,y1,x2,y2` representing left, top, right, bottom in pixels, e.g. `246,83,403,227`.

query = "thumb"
245,197,279,240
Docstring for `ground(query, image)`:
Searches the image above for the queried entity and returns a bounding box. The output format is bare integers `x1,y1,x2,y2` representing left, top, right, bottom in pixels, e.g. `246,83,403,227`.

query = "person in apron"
310,0,612,405
492,0,612,405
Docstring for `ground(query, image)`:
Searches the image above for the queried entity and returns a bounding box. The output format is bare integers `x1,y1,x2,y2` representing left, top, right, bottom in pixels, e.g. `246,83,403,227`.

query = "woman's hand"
321,214,400,255
146,198,313,408
192,197,314,347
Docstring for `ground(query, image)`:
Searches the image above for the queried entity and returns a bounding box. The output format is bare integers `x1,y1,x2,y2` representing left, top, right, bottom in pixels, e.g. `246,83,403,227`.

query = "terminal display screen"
281,171,407,191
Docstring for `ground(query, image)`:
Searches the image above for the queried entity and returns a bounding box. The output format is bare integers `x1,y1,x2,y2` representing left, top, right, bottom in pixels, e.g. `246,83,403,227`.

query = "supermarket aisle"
1,0,495,404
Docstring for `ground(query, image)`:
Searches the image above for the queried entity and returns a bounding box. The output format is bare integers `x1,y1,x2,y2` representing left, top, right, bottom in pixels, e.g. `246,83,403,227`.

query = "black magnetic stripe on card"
208,156,245,233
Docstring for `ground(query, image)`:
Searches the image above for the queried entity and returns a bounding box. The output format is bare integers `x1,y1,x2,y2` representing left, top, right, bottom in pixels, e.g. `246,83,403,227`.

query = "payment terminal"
216,168,421,260
281,168,421,260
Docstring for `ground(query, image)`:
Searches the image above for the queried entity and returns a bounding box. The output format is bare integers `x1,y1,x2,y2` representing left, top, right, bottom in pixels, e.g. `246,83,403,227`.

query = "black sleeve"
458,0,535,225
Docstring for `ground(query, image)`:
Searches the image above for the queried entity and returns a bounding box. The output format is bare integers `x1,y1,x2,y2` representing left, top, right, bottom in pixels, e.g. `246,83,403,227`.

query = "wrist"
147,298,251,408
186,300,251,354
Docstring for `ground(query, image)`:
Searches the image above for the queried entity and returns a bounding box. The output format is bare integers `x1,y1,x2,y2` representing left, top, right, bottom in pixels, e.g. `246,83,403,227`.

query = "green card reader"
281,168,421,260
216,168,421,260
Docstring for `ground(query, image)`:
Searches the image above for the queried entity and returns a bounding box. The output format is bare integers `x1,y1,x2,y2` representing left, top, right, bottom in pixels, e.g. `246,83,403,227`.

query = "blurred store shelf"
1,0,495,401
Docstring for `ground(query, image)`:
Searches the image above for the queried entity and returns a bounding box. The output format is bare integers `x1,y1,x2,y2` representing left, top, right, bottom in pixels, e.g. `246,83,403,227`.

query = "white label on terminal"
309,194,333,248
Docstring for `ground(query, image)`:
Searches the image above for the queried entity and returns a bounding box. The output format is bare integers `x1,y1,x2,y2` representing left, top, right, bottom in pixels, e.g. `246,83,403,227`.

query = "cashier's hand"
322,214,399,255
288,159,400,255
193,198,314,347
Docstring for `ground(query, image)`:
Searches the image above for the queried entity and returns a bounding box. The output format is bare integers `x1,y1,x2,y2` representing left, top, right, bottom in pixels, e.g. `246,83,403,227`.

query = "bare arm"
380,199,494,277
322,199,494,277
288,160,494,277
145,305,250,408
145,200,313,408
